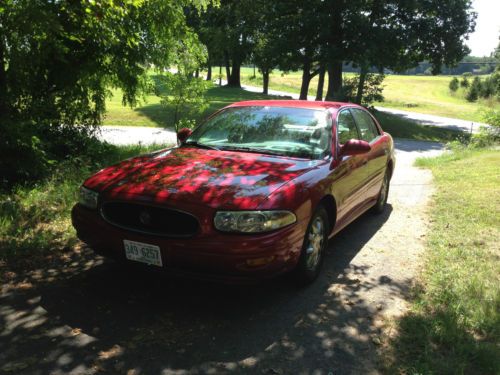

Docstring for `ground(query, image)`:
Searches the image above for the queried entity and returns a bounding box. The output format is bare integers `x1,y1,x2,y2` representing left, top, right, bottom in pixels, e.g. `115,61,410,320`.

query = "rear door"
349,108,387,203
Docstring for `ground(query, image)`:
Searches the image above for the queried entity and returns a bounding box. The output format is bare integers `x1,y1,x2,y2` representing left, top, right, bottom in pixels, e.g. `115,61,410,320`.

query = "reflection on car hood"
84,146,322,209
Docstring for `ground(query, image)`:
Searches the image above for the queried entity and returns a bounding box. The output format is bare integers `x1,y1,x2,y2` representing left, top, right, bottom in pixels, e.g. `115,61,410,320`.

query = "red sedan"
72,100,395,284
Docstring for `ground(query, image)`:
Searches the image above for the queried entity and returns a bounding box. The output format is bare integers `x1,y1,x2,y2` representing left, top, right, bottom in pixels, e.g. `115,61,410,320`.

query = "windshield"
187,106,332,159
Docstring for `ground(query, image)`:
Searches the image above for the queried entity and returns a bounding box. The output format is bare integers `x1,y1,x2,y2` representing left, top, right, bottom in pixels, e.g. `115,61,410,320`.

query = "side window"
337,110,359,144
350,109,379,142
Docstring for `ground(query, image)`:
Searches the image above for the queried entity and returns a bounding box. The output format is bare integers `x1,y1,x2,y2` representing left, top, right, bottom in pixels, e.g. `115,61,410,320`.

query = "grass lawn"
384,148,500,373
103,84,278,129
238,67,498,123
104,82,462,143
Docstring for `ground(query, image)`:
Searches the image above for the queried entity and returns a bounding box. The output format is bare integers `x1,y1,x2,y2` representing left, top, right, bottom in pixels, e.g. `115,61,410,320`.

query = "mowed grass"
104,80,461,143
238,67,498,122
385,149,500,374
103,83,278,129
373,110,465,142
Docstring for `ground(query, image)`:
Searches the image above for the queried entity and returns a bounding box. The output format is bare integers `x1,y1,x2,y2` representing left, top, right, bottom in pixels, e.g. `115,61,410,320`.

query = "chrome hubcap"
306,217,324,270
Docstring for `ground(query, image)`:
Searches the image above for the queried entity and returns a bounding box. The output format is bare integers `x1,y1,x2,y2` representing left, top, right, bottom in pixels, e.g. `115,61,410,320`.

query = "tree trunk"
325,61,343,101
219,65,222,86
262,69,270,95
315,65,325,101
228,60,241,88
299,61,311,100
194,69,199,78
355,65,368,104
206,64,212,81
224,50,231,83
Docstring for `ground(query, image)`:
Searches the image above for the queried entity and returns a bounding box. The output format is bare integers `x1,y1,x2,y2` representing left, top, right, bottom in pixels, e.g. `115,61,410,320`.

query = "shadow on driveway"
0,206,408,375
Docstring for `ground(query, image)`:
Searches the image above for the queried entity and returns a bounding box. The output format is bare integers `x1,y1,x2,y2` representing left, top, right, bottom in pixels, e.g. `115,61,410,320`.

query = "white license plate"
124,240,162,267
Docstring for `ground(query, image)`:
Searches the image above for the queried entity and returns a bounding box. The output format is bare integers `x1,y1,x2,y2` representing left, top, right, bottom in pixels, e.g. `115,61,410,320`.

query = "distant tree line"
188,0,476,103
403,57,497,76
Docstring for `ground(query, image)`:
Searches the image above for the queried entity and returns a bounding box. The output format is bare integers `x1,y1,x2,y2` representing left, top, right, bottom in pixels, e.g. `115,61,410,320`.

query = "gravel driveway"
0,139,443,374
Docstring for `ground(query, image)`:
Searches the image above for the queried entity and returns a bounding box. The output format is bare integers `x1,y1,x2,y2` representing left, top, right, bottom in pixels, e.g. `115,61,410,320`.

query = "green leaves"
159,72,209,132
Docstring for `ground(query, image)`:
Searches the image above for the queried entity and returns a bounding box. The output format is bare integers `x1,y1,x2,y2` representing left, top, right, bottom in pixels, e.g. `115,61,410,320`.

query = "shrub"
449,77,459,92
159,72,209,133
460,76,470,88
342,73,385,105
465,77,481,102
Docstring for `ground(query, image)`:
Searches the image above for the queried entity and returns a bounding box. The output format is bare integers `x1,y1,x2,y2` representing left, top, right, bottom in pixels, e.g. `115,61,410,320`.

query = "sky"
466,0,500,56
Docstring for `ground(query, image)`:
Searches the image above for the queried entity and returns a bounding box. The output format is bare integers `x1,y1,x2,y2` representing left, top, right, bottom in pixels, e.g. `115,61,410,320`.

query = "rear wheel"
372,169,390,214
293,206,329,285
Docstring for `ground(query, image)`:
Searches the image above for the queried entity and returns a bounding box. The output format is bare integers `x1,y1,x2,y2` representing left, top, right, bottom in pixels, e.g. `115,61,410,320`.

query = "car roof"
226,100,363,111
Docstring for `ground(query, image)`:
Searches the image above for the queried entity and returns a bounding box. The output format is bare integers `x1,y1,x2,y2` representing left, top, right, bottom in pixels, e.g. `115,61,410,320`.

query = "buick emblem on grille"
139,210,152,226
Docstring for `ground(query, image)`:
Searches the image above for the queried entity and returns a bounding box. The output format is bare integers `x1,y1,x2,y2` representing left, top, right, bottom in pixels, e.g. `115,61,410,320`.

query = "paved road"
99,125,177,146
0,139,443,375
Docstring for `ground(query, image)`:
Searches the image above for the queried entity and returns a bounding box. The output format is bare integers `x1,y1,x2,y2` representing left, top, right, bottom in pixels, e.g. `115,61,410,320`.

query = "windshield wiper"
219,146,287,157
184,141,220,151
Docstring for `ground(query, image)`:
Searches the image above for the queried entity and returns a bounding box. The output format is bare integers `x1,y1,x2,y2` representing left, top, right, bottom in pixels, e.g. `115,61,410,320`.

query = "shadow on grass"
373,110,469,143
387,301,499,374
134,85,282,130
0,206,413,375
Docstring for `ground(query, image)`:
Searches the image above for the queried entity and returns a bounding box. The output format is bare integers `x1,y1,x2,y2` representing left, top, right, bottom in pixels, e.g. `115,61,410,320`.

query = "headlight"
214,210,296,233
79,186,99,209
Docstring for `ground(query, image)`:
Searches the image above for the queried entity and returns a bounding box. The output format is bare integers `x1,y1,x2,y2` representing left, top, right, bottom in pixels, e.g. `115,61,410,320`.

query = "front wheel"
293,206,329,285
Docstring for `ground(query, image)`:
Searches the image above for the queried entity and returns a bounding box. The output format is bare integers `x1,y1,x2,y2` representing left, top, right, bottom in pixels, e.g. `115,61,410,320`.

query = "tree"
199,0,260,88
322,0,476,102
0,0,214,185
466,77,481,102
253,34,277,95
159,72,209,134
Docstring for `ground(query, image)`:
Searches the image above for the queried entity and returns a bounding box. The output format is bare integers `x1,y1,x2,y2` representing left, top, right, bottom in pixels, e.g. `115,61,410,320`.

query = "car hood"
84,146,322,209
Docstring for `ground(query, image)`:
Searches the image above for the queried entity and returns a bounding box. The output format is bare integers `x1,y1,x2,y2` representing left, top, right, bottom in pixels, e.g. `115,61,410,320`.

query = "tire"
372,168,390,214
293,206,329,285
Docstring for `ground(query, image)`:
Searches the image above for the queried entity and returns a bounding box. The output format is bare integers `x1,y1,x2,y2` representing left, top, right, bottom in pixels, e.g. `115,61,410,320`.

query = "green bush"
465,77,481,102
342,73,385,105
460,76,470,88
0,122,102,191
449,77,459,92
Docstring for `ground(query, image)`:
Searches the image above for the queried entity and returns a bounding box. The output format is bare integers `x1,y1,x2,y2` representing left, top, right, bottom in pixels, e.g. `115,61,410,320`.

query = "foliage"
465,75,499,102
449,77,459,92
387,149,500,374
0,0,214,187
342,74,385,105
159,72,209,133
460,76,470,88
475,108,500,147
0,142,169,263
465,77,481,101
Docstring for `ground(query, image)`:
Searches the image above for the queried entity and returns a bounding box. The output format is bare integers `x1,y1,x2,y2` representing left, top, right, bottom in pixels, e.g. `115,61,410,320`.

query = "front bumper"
71,204,307,282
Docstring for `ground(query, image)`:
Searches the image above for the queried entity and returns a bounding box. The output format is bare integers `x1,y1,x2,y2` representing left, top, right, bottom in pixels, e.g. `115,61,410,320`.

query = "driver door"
332,109,370,224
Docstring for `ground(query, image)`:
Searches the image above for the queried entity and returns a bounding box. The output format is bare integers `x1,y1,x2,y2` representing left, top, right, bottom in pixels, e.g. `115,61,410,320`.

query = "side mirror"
177,127,193,143
339,139,371,157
